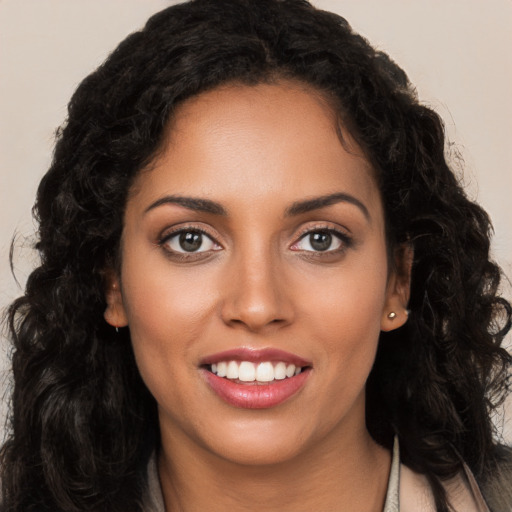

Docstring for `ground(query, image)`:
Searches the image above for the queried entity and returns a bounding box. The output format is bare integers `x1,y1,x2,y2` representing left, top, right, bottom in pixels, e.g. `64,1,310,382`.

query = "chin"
214,437,307,467
200,415,322,467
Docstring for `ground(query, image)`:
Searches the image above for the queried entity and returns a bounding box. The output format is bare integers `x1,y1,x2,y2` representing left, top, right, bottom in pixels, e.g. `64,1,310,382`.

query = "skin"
105,81,411,511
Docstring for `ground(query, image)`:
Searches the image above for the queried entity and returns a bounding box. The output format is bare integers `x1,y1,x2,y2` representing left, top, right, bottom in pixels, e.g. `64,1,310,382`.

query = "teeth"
216,361,227,377
209,360,304,383
274,362,287,380
226,361,239,379
256,362,274,382
239,361,256,382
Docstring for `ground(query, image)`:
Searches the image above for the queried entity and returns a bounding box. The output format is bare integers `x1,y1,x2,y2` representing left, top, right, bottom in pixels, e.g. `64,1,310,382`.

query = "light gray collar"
383,436,400,512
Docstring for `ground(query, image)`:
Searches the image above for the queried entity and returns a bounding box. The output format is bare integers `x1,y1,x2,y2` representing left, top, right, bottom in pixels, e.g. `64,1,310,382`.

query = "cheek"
118,252,221,394
301,254,388,328
122,250,220,335
298,254,389,373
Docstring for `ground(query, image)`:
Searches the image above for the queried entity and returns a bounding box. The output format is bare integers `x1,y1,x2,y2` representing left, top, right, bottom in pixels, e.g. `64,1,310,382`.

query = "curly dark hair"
2,0,511,511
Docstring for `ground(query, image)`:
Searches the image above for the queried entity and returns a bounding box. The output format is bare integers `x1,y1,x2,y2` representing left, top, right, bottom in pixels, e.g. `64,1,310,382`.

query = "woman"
1,0,511,510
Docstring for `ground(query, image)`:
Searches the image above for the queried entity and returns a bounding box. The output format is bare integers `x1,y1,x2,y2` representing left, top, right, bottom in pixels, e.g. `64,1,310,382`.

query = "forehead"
130,81,381,218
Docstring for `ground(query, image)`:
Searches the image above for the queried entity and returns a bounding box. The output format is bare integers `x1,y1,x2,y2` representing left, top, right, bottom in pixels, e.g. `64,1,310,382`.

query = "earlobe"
104,274,128,328
381,244,413,332
381,307,409,332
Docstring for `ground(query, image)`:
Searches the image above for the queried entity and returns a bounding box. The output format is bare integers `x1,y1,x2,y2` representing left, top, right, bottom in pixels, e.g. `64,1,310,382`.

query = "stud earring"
387,312,397,319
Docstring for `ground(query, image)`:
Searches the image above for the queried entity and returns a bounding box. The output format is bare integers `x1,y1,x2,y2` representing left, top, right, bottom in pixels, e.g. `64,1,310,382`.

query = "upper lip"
200,347,312,367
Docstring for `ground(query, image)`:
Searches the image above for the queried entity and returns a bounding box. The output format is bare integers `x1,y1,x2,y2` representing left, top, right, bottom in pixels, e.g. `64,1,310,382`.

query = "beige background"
1,0,511,441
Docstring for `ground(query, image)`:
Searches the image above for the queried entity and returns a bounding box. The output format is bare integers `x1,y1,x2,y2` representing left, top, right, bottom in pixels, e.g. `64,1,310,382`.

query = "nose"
220,247,294,333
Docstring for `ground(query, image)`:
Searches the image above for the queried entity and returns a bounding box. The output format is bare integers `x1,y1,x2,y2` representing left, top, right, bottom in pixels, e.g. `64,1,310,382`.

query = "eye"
292,229,347,252
162,229,220,254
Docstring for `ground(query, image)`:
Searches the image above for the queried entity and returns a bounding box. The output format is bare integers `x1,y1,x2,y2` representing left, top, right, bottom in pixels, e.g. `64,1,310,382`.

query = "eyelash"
157,224,353,261
158,225,222,262
290,225,353,256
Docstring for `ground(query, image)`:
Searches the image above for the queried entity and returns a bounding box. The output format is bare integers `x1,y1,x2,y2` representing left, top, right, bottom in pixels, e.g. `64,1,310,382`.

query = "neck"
157,420,391,512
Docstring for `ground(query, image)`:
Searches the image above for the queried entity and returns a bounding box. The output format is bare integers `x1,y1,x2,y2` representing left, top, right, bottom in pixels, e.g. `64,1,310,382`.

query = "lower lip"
202,369,310,409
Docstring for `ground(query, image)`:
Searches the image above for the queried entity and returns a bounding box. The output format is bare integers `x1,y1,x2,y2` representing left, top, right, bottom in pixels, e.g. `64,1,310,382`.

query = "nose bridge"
221,235,291,331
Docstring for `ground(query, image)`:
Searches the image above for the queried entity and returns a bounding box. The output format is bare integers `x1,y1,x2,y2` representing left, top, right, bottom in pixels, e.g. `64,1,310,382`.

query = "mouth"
205,360,307,384
200,348,312,409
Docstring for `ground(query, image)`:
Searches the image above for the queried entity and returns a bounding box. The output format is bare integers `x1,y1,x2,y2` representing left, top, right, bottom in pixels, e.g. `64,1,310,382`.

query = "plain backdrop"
1,0,511,442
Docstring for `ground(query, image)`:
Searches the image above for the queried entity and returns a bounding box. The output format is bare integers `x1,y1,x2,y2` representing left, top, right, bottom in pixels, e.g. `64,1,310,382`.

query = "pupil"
179,231,202,252
310,232,331,251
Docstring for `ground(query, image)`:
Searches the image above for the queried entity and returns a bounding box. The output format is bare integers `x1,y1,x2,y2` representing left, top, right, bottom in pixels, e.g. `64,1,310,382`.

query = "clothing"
143,456,165,512
385,438,490,512
481,444,512,512
142,438,493,511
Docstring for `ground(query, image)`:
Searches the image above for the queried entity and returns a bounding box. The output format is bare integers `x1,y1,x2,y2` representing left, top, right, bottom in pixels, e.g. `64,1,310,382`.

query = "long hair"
2,1,511,510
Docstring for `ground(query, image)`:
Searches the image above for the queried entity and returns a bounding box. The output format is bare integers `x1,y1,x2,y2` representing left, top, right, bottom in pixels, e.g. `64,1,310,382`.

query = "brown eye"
164,230,219,253
309,232,332,251
179,232,203,252
293,230,344,252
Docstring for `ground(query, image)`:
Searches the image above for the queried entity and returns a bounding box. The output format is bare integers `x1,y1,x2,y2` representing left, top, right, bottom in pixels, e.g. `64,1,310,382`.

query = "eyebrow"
144,195,227,215
144,192,370,220
285,192,370,220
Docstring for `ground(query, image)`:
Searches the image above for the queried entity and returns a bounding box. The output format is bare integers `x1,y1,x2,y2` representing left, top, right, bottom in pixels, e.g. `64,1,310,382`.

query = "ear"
381,244,413,332
104,271,128,328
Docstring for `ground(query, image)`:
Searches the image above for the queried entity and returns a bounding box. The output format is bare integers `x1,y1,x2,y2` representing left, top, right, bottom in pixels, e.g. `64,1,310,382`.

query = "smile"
201,348,312,408
210,361,303,383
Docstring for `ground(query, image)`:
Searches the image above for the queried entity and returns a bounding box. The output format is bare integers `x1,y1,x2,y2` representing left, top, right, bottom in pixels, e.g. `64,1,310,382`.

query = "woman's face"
106,81,408,465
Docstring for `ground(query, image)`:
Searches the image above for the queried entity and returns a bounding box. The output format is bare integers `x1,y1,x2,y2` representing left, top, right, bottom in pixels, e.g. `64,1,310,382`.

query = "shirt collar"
383,436,401,512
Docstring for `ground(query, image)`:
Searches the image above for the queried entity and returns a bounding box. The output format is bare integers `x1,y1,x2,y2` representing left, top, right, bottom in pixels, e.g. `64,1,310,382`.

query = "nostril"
227,316,288,332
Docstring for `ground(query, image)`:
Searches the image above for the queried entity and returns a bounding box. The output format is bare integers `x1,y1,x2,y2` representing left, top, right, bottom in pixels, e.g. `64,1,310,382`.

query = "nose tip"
220,262,293,332
226,301,288,332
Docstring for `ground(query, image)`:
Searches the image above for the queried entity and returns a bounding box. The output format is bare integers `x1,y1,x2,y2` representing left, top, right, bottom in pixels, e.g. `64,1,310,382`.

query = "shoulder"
399,462,495,512
480,445,512,512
